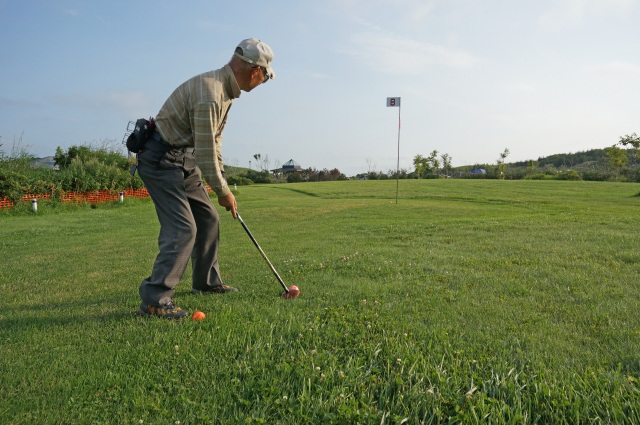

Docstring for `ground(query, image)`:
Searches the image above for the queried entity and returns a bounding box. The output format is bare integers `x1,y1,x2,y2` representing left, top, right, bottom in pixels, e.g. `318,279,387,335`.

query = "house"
470,168,486,175
270,159,303,175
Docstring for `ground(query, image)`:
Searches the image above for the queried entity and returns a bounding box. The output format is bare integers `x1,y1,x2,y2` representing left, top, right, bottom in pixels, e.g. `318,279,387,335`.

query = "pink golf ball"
282,285,300,299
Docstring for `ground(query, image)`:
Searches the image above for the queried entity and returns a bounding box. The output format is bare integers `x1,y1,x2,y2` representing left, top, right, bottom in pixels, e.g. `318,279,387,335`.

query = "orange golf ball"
192,311,206,321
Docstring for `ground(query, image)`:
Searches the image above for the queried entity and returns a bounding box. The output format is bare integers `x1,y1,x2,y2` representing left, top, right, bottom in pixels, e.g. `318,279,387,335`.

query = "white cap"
234,38,275,80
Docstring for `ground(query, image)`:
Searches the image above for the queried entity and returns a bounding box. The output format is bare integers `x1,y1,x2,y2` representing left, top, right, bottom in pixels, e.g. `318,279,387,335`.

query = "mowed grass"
1,179,640,424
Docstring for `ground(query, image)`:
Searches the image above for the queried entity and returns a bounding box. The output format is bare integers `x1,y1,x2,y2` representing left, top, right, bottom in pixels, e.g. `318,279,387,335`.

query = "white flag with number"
386,97,401,107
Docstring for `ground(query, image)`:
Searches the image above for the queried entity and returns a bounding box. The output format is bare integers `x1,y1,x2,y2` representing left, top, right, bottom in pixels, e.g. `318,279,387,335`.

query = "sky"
1,0,639,176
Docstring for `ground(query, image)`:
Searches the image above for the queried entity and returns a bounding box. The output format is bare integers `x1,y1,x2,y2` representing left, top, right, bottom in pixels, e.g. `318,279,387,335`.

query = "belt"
148,130,195,154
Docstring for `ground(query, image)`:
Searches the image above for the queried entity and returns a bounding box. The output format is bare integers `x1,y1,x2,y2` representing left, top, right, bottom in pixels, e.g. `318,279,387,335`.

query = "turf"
1,179,640,424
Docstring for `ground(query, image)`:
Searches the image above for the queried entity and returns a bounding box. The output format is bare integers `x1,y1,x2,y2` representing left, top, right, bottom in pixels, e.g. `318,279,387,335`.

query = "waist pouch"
126,118,155,153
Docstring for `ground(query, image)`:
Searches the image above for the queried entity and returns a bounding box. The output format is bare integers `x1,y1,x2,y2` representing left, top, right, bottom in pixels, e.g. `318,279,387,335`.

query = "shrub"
244,169,273,184
0,144,143,203
0,156,62,201
0,169,30,202
579,170,608,181
555,170,582,181
227,175,254,186
56,157,143,192
524,173,549,180
286,173,303,183
54,145,129,170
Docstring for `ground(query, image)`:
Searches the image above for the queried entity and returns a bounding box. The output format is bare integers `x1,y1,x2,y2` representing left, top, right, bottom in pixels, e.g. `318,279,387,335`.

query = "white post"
32,199,37,213
119,192,124,202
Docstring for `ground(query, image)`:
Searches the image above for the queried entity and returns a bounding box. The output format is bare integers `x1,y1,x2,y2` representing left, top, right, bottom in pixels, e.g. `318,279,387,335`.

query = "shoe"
138,302,189,319
191,285,239,294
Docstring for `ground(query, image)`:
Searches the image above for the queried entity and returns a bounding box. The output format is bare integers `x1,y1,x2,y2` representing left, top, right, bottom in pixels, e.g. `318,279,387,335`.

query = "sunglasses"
256,66,270,83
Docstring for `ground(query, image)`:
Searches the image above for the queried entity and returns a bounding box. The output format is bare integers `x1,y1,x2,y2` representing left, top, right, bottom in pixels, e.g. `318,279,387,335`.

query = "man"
137,38,275,319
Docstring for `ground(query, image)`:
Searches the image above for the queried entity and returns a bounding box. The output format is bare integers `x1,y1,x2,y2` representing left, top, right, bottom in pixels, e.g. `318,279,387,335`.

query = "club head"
281,285,300,300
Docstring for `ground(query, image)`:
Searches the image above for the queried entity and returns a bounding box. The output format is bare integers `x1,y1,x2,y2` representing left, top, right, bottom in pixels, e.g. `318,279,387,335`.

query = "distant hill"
449,146,640,181
511,148,639,169
31,156,57,169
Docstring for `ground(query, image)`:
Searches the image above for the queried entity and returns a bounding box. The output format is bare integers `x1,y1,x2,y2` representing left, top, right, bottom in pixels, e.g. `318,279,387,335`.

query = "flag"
386,97,401,107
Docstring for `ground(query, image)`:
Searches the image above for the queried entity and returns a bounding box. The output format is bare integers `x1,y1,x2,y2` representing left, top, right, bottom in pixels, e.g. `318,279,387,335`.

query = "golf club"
236,211,299,298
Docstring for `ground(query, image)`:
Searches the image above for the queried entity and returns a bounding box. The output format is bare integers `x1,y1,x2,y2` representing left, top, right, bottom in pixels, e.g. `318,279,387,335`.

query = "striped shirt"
154,64,241,197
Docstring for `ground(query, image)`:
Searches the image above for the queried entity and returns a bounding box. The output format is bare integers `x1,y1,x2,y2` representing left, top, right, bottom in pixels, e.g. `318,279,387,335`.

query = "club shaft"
237,213,289,292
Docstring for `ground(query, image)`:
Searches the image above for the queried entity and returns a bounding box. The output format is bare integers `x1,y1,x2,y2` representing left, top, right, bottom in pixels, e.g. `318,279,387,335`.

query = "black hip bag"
125,117,155,154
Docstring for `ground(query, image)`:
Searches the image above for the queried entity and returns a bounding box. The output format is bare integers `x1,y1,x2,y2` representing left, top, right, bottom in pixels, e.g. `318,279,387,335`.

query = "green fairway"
2,180,640,424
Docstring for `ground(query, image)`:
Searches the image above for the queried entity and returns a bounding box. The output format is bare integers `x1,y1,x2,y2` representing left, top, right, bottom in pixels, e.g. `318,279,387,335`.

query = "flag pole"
387,97,402,203
395,103,401,204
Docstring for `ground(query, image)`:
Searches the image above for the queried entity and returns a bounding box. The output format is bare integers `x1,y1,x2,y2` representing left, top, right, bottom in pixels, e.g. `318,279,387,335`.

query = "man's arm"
193,102,237,217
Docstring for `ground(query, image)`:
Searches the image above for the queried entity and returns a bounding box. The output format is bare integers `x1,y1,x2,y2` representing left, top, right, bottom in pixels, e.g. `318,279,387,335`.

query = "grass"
2,179,640,424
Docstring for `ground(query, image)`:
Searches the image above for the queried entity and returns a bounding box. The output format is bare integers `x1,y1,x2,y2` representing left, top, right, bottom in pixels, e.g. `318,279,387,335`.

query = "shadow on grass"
271,186,321,197
0,296,142,336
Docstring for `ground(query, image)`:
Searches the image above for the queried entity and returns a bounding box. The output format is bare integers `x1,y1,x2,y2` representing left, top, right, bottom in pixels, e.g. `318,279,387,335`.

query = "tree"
427,150,440,177
389,168,410,179
413,154,429,179
497,148,510,179
252,153,270,171
604,145,628,179
365,158,376,174
413,150,443,178
618,133,640,160
252,153,261,170
261,154,270,171
527,160,538,178
618,133,640,148
329,168,346,181
440,153,452,177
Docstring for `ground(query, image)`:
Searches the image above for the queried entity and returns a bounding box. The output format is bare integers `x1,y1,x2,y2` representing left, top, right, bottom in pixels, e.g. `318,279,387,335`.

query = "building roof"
282,159,301,169
271,159,303,173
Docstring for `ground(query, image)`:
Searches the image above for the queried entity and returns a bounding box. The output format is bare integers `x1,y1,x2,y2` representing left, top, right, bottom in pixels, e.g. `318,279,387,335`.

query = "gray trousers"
137,133,223,306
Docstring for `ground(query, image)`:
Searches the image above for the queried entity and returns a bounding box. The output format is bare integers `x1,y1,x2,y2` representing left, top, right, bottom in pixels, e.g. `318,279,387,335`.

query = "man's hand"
218,192,237,219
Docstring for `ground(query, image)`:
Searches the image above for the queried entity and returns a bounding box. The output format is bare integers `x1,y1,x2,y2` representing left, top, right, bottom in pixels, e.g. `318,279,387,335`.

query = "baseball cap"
234,38,275,80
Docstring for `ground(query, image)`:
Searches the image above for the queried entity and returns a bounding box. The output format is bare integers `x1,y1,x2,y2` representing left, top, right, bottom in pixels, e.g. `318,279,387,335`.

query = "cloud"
538,0,637,32
330,0,439,23
194,20,232,31
346,28,478,75
601,61,640,77
53,91,151,115
0,96,42,109
408,0,439,22
305,71,331,79
505,83,536,93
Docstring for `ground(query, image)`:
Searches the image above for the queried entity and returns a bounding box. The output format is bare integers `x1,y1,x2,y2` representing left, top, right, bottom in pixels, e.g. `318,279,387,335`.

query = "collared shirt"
154,64,241,197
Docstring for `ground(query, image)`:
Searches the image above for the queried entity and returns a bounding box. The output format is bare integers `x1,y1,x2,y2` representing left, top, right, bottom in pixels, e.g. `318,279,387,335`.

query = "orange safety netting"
0,189,149,209
0,186,213,210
